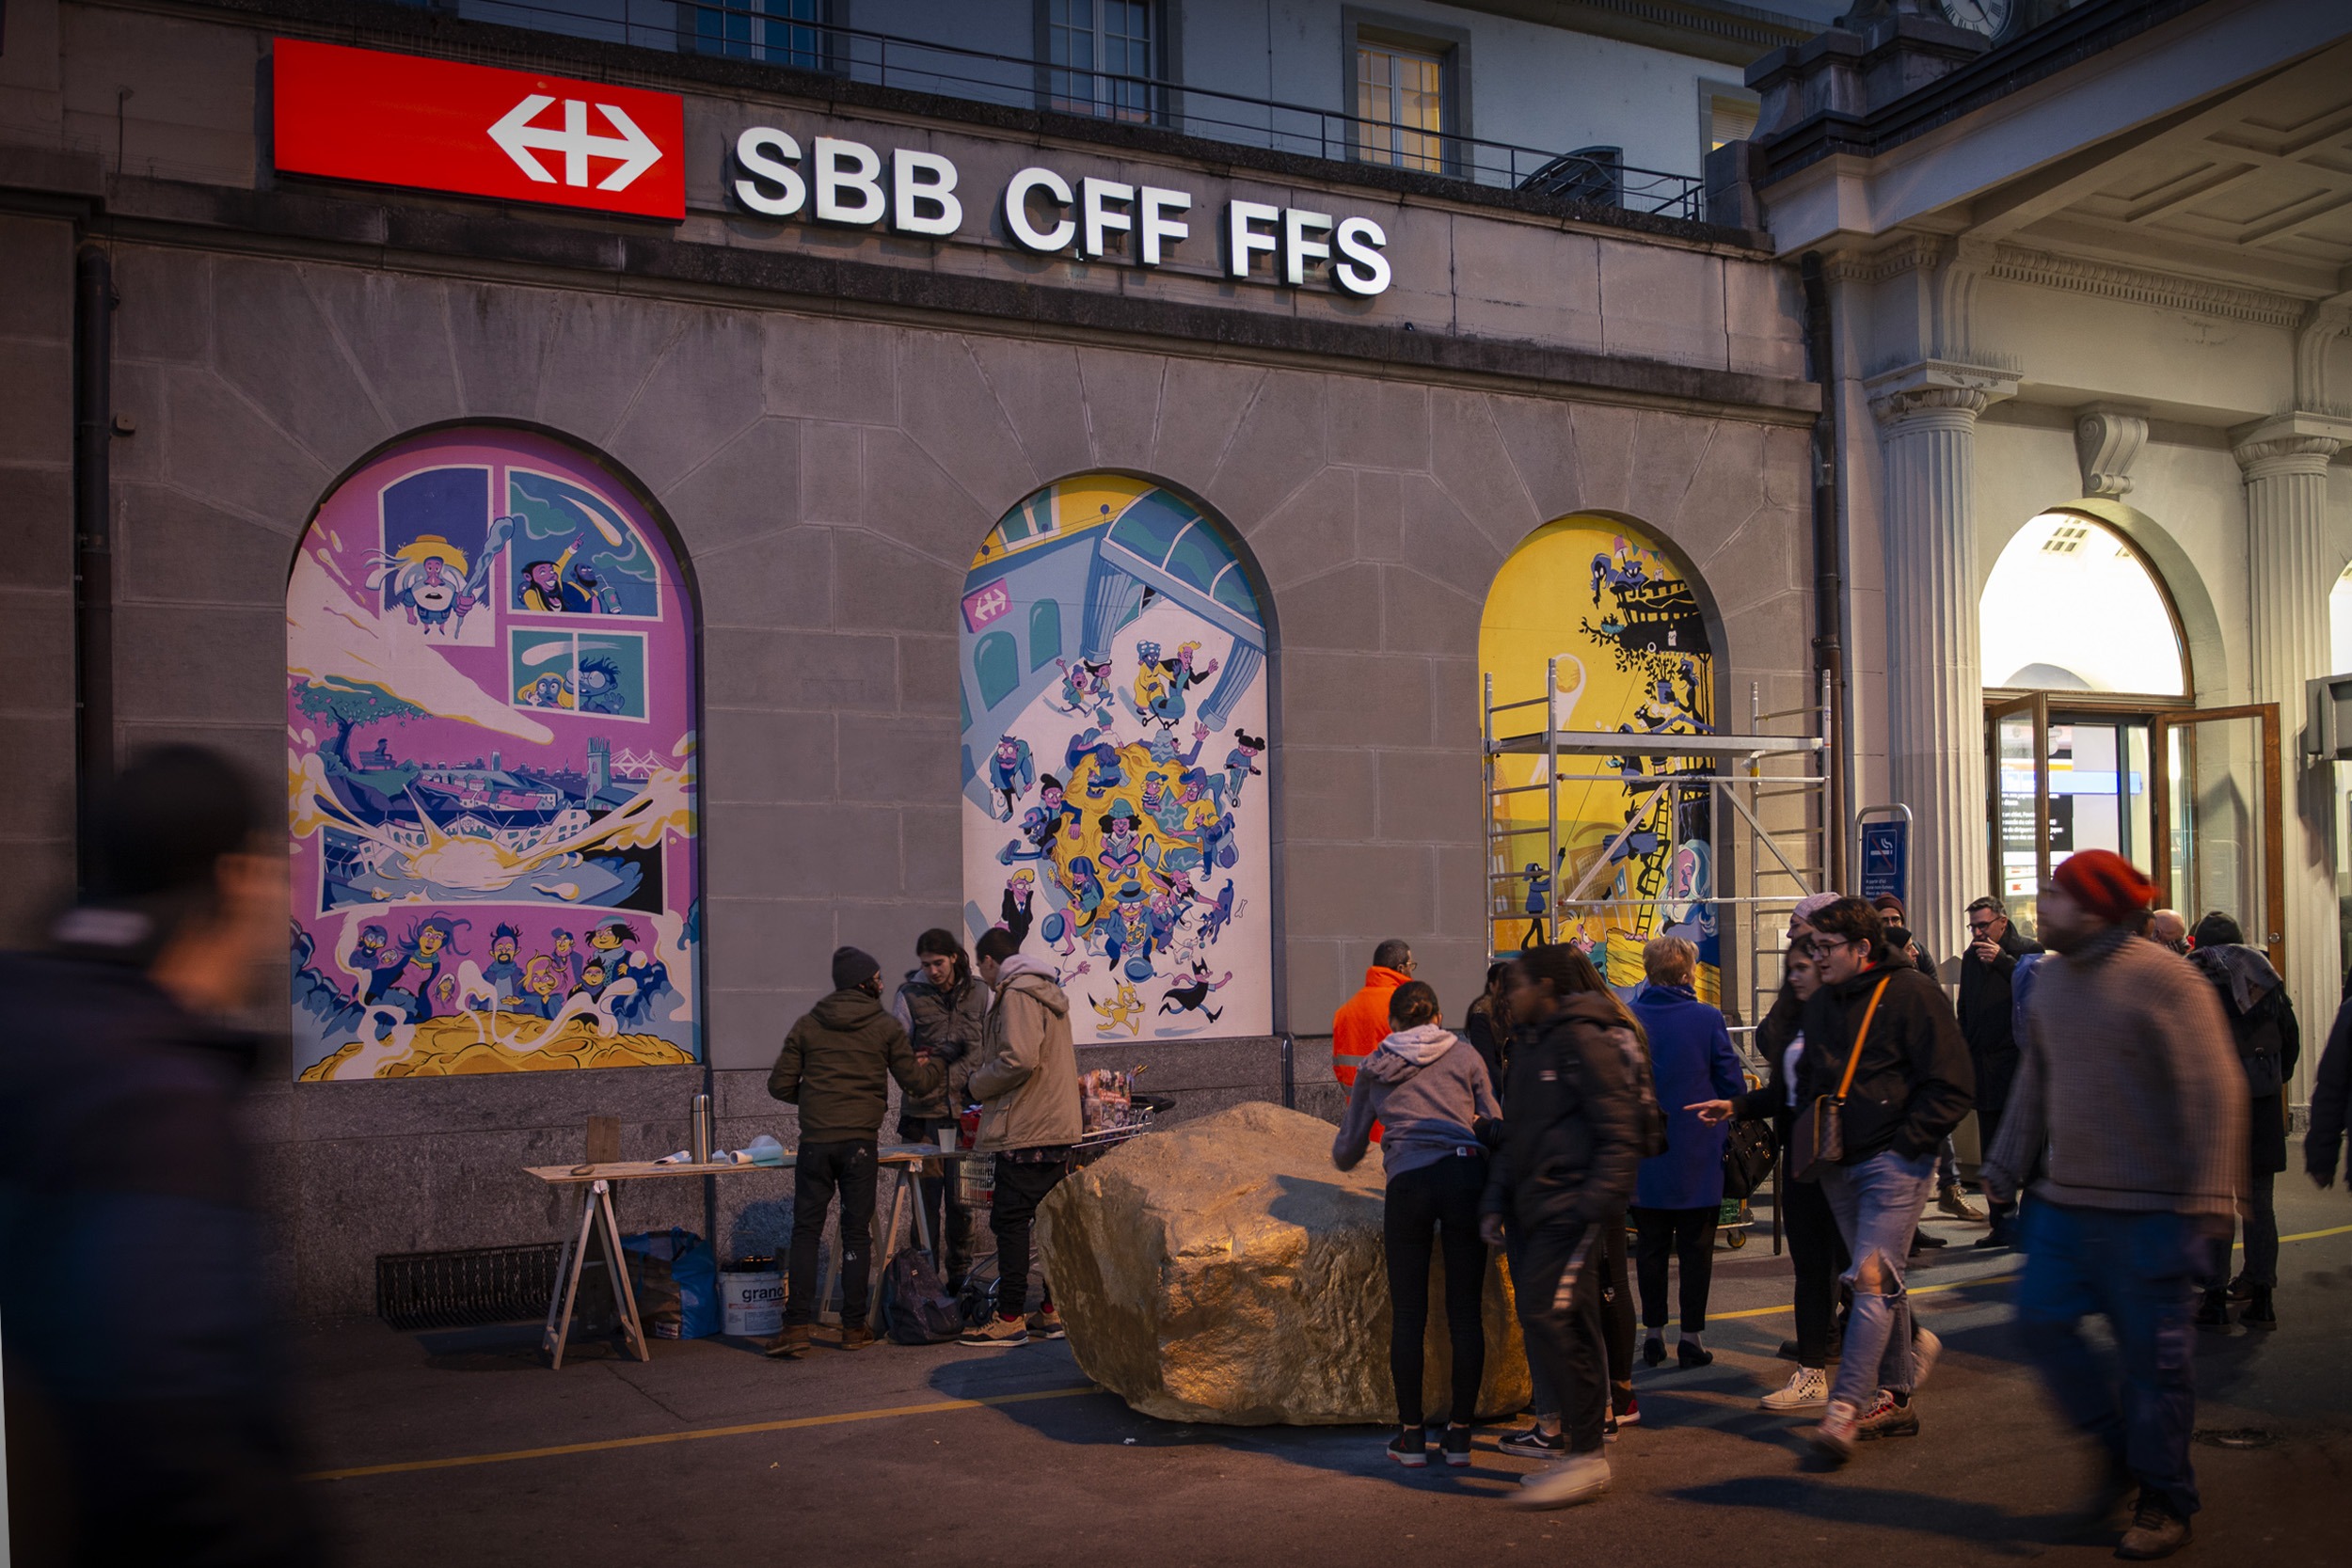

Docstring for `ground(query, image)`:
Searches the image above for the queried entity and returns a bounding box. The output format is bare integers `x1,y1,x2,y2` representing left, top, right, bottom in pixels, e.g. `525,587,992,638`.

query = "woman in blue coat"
1626,935,1745,1369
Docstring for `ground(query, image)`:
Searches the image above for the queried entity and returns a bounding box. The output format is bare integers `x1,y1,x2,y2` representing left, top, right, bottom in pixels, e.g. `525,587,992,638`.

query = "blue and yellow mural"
960,477,1270,1039
1482,516,1719,1001
285,429,700,1079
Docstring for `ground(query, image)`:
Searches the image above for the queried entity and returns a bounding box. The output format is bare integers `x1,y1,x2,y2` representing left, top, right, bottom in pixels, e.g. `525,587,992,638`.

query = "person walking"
1983,849,2244,1560
1693,935,1850,1411
1627,936,1743,1371
1333,940,1416,1137
1794,897,1974,1463
0,748,326,1566
1481,943,1653,1509
1332,981,1501,1468
768,947,945,1357
2185,911,2298,1333
1874,895,1981,1234
2307,992,2352,1195
960,927,1084,1348
1959,895,2042,1247
890,928,991,1291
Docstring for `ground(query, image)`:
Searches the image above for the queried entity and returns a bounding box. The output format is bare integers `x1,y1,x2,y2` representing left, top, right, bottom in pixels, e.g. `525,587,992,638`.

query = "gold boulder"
1039,1101,1529,1425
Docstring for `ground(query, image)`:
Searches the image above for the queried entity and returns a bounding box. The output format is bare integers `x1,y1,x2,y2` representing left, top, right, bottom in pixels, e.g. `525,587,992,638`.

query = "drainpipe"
1799,251,1850,890
73,245,116,895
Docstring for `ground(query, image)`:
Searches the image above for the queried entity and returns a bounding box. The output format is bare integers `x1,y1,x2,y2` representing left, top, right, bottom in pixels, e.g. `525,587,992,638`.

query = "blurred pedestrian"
0,747,326,1566
1481,944,1655,1509
1875,894,1981,1232
2185,911,2297,1333
1463,960,1514,1096
1983,849,2245,1561
2306,993,2352,1192
1690,935,1848,1410
890,927,990,1291
2150,910,2189,954
1797,898,1975,1464
1628,936,1742,1370
960,927,1083,1347
1333,940,1415,1141
769,946,944,1356
1959,895,2042,1247
1333,981,1500,1468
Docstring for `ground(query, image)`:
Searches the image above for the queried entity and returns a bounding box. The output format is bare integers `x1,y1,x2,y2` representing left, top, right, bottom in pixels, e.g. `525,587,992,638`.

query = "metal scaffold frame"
1482,663,1833,1041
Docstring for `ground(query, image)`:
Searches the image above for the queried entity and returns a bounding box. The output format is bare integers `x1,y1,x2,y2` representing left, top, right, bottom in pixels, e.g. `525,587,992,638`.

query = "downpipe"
73,245,116,895
1799,252,1850,890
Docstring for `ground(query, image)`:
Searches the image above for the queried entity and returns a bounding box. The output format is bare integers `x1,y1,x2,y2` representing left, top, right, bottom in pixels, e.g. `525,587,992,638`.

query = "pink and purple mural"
285,429,700,1079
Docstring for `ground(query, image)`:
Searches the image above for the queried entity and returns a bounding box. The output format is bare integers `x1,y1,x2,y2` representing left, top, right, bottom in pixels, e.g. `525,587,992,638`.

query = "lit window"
1357,41,1446,172
1047,0,1156,122
1981,513,2185,695
697,0,827,68
1706,90,1758,152
2040,523,2091,555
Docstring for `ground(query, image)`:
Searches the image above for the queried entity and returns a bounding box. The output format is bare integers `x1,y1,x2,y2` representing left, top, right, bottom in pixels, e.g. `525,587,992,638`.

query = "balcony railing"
419,0,1706,221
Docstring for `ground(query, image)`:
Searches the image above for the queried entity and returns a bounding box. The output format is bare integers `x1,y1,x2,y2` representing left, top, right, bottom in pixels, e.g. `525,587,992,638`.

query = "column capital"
1865,359,2020,426
2230,410,2352,480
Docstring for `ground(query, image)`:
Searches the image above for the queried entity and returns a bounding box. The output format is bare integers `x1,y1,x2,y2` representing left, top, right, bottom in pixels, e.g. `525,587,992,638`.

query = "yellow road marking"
305,1384,1097,1481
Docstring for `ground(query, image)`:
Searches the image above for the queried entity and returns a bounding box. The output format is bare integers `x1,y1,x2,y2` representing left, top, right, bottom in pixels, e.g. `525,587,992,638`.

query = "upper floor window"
1704,85,1758,152
696,0,828,69
1046,0,1157,122
1356,40,1446,171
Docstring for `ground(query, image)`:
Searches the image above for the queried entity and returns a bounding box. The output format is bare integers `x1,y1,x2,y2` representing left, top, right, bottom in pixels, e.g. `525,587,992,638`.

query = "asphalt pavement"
295,1171,2352,1567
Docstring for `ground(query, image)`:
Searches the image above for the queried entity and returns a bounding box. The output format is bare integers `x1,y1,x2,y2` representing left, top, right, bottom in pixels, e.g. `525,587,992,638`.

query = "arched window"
975,631,1020,708
1980,512,2186,696
285,428,700,1081
1480,515,1719,997
1028,598,1064,671
960,475,1271,1040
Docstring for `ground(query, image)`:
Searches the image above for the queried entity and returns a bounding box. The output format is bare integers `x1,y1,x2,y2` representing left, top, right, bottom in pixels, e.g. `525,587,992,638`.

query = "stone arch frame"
282,420,709,1080
955,468,1286,1042
1978,498,2218,705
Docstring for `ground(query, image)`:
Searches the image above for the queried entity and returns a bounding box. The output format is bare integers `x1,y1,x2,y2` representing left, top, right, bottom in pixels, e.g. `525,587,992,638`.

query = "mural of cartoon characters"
287,429,700,1080
1482,515,1719,1002
961,477,1271,1042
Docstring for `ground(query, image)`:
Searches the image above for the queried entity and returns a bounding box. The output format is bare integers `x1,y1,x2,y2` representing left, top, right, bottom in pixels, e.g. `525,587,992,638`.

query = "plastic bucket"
719,1262,785,1338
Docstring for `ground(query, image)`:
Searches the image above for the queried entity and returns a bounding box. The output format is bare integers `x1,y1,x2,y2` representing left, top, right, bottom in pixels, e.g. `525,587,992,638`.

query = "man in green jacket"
768,946,943,1357
960,927,1084,1348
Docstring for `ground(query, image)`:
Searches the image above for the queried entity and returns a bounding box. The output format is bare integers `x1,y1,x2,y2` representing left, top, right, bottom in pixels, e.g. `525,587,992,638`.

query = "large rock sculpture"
1039,1101,1529,1425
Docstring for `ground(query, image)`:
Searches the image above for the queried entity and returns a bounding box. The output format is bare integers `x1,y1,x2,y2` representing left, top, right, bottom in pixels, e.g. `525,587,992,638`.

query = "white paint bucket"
719,1263,784,1337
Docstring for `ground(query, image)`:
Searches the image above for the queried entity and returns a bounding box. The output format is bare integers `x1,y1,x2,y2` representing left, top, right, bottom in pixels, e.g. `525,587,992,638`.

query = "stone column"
2232,411,2350,1059
1867,360,2017,974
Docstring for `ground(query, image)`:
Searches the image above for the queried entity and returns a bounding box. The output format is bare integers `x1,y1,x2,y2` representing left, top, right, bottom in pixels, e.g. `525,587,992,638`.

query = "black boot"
2241,1287,2277,1331
2193,1289,2231,1332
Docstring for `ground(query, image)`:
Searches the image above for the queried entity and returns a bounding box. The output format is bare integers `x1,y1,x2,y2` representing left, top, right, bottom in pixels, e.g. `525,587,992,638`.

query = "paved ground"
297,1176,2352,1568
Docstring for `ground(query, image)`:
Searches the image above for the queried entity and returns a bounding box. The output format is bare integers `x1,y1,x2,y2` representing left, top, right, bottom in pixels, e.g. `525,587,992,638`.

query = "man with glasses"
1959,895,2042,1249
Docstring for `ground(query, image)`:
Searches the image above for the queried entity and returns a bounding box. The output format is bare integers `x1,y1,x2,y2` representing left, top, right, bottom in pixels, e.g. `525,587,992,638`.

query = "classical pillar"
2232,411,2350,1048
1867,360,2018,974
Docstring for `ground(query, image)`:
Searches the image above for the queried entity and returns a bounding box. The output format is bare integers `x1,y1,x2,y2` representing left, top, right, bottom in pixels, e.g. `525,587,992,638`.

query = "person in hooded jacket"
769,946,945,1357
961,926,1085,1348
2306,992,2352,1196
1334,980,1502,1469
1480,943,1652,1510
2185,911,2299,1331
890,928,991,1290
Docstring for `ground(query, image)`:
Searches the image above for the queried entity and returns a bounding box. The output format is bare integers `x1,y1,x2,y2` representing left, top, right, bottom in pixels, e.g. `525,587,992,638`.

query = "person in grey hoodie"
1334,981,1502,1469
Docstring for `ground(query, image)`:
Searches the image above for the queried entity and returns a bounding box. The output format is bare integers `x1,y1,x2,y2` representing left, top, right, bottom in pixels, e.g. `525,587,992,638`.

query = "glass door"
2045,714,2153,873
1987,693,2049,937
2150,705,2285,974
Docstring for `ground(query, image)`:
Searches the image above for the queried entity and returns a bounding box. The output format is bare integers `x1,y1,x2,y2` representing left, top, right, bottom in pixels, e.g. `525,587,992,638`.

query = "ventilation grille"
376,1243,562,1331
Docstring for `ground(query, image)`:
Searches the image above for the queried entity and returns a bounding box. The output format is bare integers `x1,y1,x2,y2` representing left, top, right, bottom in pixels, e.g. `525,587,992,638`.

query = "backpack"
878,1248,964,1344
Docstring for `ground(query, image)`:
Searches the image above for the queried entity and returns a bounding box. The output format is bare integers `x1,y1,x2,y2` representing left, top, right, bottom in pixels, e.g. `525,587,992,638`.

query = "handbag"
1721,1117,1777,1201
1788,977,1890,1182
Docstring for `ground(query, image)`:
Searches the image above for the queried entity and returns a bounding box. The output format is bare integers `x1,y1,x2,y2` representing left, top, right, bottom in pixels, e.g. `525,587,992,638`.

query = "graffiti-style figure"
578,657,628,715
1064,727,1127,800
1049,657,1116,725
1145,721,1208,768
521,955,567,1021
1097,801,1147,881
988,734,1036,821
1139,773,1184,839
573,959,611,1002
519,542,603,613
484,923,528,1005
1041,857,1105,955
1038,775,1084,836
550,928,582,988
1589,539,1649,606
1197,810,1240,875
1221,730,1265,805
401,913,470,1018
1092,980,1146,1037
1000,870,1036,949
517,672,575,709
372,536,481,637
998,807,1055,865
1159,960,1231,1022
590,919,644,977
1104,886,1155,980
1520,851,1565,951
351,923,405,1003
1201,879,1243,945
572,561,623,615
1128,641,1219,730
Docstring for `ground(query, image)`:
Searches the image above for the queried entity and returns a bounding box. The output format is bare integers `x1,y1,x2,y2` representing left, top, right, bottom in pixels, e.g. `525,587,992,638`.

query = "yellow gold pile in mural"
297,1011,695,1080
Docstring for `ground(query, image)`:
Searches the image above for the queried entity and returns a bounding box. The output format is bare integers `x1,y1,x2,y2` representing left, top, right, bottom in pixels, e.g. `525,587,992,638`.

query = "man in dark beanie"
768,945,942,1356
1984,849,2244,1560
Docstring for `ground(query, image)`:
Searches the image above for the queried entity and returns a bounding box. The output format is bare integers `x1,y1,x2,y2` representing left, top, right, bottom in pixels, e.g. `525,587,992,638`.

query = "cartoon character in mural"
1063,727,1127,800
1520,850,1565,951
1588,539,1649,605
287,432,702,1081
1159,959,1231,1023
1124,640,1220,730
1048,657,1116,725
987,735,1036,821
1092,980,1146,1037
1220,730,1265,805
999,871,1037,949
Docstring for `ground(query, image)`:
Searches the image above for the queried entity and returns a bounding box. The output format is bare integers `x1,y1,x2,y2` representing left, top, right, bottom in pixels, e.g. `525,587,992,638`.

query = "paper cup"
936,1127,958,1153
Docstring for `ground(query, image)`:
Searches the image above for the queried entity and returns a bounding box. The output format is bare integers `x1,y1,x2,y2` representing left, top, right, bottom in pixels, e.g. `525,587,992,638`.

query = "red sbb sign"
272,40,686,221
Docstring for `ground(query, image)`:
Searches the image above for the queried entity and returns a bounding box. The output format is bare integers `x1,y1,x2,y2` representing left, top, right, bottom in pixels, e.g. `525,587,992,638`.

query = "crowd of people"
1316,847,2352,1558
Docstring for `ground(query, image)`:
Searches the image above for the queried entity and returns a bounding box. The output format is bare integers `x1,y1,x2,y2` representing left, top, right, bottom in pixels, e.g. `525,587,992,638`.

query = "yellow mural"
1481,517,1719,1000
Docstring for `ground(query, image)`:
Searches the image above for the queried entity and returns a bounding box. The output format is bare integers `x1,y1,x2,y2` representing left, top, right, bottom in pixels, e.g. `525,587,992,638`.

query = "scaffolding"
1482,664,1833,1039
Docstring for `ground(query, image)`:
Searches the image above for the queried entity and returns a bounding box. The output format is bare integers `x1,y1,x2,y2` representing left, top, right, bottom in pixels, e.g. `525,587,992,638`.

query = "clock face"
1941,0,2014,38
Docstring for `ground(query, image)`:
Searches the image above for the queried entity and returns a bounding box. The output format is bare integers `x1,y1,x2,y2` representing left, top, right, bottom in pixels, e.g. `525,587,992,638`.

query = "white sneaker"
1513,1451,1611,1510
1810,1398,1862,1464
1910,1327,1941,1390
1760,1365,1830,1412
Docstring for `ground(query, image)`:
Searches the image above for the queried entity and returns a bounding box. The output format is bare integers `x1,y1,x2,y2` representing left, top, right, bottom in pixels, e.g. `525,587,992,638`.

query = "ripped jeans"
1817,1148,1938,1410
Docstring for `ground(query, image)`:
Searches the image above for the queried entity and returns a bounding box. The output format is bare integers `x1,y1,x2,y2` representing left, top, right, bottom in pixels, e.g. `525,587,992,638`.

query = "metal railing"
422,0,1705,219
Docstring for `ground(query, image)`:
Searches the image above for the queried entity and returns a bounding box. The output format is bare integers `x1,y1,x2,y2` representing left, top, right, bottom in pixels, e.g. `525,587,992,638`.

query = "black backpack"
877,1249,963,1344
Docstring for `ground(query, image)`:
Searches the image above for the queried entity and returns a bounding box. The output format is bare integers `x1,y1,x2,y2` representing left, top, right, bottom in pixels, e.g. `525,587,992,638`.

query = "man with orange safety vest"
1332,941,1416,1143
